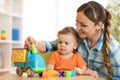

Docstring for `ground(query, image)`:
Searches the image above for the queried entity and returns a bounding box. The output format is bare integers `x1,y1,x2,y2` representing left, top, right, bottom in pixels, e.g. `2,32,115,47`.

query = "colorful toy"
71,70,77,77
47,70,57,76
1,30,6,40
58,70,77,77
42,71,49,79
41,70,76,78
58,71,64,77
64,71,71,78
12,28,19,40
12,44,46,77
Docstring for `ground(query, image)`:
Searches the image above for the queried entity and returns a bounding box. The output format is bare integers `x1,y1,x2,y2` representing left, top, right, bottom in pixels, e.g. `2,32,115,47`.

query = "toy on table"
12,44,46,77
43,70,77,78
58,70,77,77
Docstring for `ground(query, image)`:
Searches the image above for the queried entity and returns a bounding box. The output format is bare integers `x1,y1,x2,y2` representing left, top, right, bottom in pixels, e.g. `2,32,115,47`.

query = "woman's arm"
24,36,47,52
24,36,58,53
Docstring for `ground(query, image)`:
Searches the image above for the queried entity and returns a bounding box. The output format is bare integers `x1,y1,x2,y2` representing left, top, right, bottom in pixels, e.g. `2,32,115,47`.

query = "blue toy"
12,44,46,77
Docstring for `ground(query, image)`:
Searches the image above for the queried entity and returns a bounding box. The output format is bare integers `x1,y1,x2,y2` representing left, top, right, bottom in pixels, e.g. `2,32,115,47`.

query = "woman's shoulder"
110,35,120,53
110,35,120,47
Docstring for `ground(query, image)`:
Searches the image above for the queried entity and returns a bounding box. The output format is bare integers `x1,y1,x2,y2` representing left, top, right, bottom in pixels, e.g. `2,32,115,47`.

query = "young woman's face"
57,34,77,55
76,12,99,39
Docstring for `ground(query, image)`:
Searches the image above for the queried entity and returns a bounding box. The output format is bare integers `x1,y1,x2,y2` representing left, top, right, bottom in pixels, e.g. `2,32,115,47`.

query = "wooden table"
0,73,97,80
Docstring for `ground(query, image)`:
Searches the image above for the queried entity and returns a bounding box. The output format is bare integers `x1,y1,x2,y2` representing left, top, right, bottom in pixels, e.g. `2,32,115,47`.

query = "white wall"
23,0,57,41
23,0,108,41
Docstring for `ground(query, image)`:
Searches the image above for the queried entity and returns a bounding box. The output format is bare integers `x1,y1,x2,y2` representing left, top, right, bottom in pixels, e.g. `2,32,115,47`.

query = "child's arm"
47,51,57,70
47,64,54,70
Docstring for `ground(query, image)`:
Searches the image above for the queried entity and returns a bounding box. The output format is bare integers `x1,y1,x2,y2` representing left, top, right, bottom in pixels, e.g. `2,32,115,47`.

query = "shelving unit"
0,0,23,74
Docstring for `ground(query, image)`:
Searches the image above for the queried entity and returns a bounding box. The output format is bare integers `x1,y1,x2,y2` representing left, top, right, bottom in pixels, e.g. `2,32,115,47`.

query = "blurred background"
23,0,120,43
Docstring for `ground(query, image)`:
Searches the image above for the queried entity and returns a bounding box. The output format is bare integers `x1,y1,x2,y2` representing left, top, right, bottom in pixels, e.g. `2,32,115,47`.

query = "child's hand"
24,36,36,50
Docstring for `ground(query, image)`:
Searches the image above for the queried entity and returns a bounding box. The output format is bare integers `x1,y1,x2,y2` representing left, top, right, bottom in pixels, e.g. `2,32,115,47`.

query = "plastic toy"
47,70,57,76
64,71,71,78
1,30,6,40
12,44,46,77
58,71,64,77
58,70,77,77
42,71,49,79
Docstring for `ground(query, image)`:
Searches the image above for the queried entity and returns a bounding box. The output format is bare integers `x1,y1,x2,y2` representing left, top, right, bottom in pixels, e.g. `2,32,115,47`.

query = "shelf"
12,40,23,44
11,13,22,18
0,68,10,72
0,40,11,43
0,68,10,75
0,0,23,73
0,9,10,16
0,40,23,44
10,67,16,74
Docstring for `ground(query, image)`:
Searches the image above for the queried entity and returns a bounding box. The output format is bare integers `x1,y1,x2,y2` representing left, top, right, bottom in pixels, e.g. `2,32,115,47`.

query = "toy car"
12,44,46,77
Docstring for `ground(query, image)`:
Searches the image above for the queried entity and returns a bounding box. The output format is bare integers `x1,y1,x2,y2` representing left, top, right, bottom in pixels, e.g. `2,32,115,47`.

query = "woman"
24,1,120,80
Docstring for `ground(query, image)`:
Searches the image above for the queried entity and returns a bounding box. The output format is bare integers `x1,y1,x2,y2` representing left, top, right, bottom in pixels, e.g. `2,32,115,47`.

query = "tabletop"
0,73,97,80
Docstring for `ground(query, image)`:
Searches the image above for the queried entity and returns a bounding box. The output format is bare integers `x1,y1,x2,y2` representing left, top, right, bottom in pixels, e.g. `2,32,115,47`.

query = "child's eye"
58,41,62,44
65,42,69,45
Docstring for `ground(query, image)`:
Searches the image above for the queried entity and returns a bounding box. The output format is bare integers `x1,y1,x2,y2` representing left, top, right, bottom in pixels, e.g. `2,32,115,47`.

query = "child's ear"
74,43,78,49
74,47,77,49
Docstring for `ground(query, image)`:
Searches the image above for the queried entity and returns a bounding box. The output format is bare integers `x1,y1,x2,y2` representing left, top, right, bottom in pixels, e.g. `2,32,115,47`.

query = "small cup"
64,70,71,78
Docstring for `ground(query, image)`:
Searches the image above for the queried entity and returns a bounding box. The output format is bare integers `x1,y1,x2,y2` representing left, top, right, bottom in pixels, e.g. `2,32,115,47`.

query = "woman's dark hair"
77,1,112,80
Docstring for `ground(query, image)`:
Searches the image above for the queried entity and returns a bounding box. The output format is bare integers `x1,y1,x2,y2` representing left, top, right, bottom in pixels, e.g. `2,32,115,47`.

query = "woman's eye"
76,20,88,27
81,24,87,27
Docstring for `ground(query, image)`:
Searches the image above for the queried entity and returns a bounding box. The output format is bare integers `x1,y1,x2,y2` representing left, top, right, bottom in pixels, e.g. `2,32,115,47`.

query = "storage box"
12,28,19,40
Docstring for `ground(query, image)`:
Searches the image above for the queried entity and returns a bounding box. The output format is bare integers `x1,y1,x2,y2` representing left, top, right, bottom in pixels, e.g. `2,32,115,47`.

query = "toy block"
64,71,71,78
1,34,6,37
1,30,6,40
58,71,64,77
1,37,6,40
48,70,57,76
42,71,49,79
1,30,6,33
31,44,38,54
71,70,77,77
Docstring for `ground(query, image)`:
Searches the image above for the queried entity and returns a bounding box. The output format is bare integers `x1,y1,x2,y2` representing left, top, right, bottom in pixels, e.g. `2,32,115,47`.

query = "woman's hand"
24,36,37,50
82,68,101,80
24,36,47,52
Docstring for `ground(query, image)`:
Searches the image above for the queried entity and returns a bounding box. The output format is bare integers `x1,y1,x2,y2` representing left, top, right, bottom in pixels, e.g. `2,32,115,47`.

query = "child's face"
57,33,78,55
